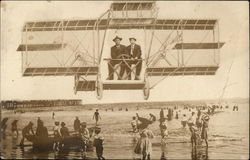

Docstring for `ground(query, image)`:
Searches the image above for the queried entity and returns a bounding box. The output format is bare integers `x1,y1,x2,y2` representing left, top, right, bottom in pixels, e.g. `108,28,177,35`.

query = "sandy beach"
1,101,249,159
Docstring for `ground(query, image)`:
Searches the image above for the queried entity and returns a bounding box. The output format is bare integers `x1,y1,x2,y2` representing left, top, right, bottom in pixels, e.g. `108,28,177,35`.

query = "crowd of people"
1,104,232,160
129,105,216,160
10,109,105,160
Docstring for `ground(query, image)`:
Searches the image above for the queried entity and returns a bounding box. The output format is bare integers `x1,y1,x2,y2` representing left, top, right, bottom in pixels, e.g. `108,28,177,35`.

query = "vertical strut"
177,30,180,67
213,27,216,64
181,24,184,66
146,28,155,65
97,29,100,63
98,10,111,64
25,24,28,66
21,27,24,74
61,20,65,66
93,29,96,66
144,28,147,60
217,20,220,65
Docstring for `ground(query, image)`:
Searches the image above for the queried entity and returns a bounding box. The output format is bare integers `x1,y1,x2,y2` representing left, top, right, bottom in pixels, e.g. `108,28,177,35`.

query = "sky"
1,1,249,104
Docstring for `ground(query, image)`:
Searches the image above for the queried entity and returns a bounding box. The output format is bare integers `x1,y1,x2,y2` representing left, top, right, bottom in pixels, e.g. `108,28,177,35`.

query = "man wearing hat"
107,36,128,80
127,37,142,80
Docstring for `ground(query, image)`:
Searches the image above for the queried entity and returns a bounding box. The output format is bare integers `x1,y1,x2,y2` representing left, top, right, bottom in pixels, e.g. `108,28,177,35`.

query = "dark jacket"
60,126,70,138
36,126,48,138
111,44,128,59
127,44,142,59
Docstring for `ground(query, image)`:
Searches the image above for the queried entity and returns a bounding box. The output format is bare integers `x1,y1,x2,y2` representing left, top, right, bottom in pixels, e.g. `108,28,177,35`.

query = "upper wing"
22,18,217,32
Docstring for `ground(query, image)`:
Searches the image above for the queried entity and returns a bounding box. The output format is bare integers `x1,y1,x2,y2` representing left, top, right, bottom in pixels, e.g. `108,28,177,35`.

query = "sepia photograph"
0,1,249,159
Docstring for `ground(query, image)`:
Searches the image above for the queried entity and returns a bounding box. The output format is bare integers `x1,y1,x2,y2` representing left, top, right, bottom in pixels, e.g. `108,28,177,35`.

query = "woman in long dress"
134,123,154,160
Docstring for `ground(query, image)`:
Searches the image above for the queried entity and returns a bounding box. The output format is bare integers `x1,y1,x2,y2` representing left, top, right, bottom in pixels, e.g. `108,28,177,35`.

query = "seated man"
127,37,142,80
107,36,128,80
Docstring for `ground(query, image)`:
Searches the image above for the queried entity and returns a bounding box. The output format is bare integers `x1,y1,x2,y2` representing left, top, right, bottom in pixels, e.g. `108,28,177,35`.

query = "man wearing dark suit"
127,37,142,80
107,36,128,80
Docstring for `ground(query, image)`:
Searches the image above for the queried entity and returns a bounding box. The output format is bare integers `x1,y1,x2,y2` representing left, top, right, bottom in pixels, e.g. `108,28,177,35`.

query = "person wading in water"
74,117,81,131
201,114,210,146
134,123,154,160
93,127,105,160
79,122,90,154
53,121,61,151
20,121,34,146
93,109,101,125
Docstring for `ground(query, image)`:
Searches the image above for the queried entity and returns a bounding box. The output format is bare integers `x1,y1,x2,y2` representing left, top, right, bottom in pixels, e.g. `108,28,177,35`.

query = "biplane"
17,1,225,100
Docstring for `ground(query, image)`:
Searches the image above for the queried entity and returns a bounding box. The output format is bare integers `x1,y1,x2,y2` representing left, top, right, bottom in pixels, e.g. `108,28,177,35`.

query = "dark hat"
55,121,59,125
28,121,33,126
129,37,136,41
61,122,66,126
113,36,122,42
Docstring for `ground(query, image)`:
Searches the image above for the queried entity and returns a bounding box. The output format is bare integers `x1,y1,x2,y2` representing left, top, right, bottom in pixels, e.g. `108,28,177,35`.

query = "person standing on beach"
131,116,138,133
74,117,81,131
159,118,168,137
20,121,34,146
93,127,105,160
60,122,70,137
196,113,202,131
52,112,55,119
160,118,168,160
160,108,164,124
175,111,179,119
36,121,49,144
187,112,198,147
11,120,19,137
53,121,61,151
79,122,90,153
167,108,172,121
187,112,196,126
36,117,43,135
181,114,187,128
201,114,210,146
149,113,156,123
134,123,154,160
93,109,101,125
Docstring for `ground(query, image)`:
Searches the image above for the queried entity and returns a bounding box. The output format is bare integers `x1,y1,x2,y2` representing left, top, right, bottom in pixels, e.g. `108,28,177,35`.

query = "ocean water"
1,103,249,159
